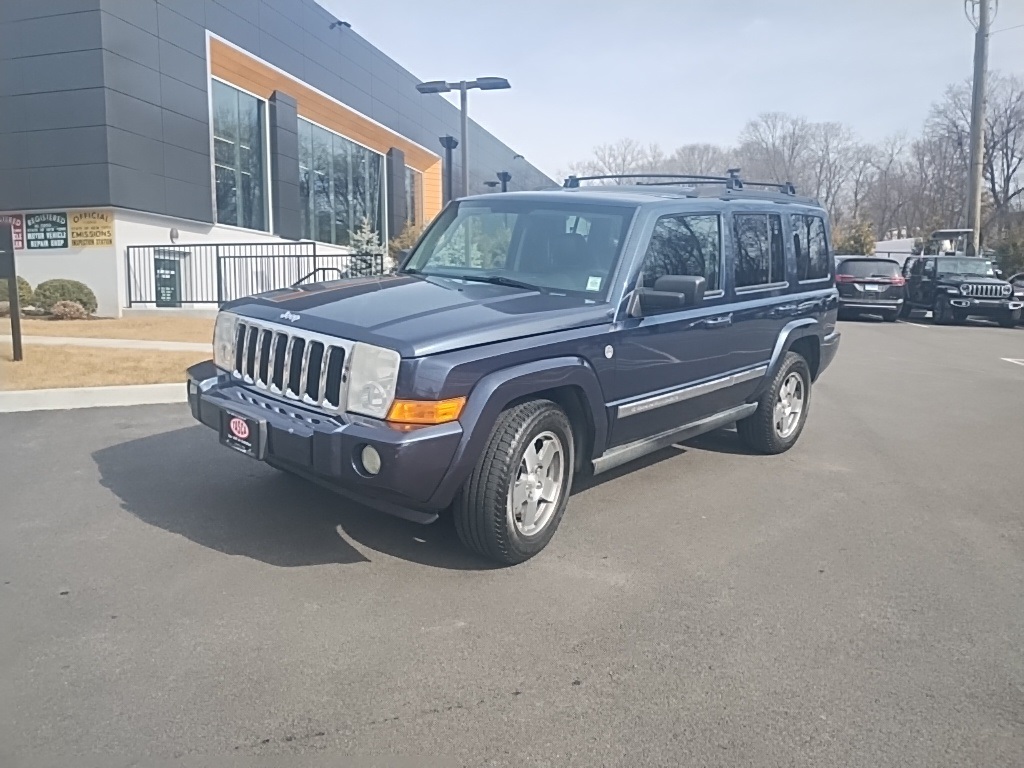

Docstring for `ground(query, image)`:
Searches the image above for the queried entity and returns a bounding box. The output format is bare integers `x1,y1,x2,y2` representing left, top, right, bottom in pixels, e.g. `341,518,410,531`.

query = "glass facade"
298,118,385,246
212,80,267,231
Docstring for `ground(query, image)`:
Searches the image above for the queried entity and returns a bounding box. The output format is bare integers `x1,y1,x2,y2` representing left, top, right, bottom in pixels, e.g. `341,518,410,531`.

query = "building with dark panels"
0,0,552,315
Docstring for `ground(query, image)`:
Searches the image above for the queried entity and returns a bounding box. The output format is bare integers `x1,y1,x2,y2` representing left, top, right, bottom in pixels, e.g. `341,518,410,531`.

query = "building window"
405,167,422,227
212,80,267,231
733,213,786,288
298,117,385,247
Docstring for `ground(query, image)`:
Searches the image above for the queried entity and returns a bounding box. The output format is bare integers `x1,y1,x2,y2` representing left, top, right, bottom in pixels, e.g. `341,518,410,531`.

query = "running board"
591,403,758,476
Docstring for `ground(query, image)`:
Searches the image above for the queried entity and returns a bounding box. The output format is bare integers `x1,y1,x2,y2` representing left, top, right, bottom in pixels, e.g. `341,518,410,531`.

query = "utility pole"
965,0,993,257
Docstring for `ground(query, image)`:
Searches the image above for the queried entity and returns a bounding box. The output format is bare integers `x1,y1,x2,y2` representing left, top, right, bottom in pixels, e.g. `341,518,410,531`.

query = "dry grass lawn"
18,316,214,344
1,343,206,390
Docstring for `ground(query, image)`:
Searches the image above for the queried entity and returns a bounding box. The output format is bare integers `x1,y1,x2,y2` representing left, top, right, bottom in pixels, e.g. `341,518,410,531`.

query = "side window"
792,214,830,281
734,214,786,288
640,214,722,293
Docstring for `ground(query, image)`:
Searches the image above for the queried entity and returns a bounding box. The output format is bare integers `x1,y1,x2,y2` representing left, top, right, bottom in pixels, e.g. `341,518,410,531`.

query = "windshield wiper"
450,274,548,292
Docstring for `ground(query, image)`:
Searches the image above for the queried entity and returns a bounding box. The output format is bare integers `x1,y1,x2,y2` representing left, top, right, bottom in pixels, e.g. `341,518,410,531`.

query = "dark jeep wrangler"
900,255,1022,327
187,172,841,564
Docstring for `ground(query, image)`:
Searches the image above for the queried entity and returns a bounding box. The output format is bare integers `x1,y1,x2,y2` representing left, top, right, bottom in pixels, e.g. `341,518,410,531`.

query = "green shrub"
0,276,33,306
34,279,97,314
50,300,90,320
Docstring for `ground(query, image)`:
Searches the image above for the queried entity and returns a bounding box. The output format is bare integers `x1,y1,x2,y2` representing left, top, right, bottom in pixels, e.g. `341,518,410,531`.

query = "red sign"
229,417,250,440
0,214,24,250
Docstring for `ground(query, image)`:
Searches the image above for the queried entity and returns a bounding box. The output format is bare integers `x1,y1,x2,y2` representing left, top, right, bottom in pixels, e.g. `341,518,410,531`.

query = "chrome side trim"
617,365,767,419
593,403,758,475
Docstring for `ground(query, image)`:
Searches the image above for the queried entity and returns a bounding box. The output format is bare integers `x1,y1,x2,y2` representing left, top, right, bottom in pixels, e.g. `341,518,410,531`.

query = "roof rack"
562,168,798,196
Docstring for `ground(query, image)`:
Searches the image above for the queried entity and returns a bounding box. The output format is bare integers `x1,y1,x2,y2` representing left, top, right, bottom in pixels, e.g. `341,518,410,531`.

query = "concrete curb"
0,383,187,413
1,334,209,352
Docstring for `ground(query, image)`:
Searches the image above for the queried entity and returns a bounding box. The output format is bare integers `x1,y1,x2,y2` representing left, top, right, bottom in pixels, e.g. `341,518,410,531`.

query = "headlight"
346,342,401,419
959,283,971,295
1001,284,1012,296
946,287,961,295
213,312,239,370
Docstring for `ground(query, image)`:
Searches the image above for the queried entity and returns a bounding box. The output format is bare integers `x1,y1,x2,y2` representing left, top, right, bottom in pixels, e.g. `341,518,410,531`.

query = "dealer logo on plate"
229,417,250,440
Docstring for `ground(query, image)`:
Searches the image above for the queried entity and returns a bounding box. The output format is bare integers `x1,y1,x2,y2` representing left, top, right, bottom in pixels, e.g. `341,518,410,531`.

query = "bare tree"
667,143,735,176
736,112,814,187
566,138,666,183
808,122,856,221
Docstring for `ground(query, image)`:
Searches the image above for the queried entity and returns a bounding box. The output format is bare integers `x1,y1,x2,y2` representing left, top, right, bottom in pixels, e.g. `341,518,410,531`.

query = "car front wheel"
453,399,575,565
737,351,812,455
999,308,1021,328
933,297,952,325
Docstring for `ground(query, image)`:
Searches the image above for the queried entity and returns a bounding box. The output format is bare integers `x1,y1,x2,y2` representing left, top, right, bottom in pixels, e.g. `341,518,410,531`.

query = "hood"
224,275,614,357
936,274,1008,286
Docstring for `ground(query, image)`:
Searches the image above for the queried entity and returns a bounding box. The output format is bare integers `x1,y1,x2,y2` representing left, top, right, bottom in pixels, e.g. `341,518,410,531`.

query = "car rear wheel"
737,352,811,455
453,399,575,565
884,310,898,322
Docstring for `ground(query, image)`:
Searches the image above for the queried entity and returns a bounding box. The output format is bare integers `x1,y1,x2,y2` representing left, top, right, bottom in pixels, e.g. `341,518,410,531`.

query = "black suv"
835,256,904,321
187,173,840,564
901,256,1022,327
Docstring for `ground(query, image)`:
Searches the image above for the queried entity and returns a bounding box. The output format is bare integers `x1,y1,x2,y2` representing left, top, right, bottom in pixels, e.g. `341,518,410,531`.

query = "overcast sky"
318,1,1024,178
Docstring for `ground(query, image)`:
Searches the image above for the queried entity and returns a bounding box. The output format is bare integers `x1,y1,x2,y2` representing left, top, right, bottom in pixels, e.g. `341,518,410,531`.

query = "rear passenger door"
608,211,745,447
726,211,791,373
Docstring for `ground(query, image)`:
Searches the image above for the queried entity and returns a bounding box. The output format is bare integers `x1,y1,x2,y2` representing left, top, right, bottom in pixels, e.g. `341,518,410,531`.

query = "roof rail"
563,169,797,196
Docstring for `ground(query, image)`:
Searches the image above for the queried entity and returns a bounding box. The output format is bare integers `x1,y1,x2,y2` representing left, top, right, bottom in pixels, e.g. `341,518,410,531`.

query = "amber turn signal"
386,396,466,425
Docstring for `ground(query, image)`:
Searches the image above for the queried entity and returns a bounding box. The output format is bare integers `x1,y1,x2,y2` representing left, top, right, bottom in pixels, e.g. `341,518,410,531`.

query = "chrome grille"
963,283,1005,298
231,319,350,410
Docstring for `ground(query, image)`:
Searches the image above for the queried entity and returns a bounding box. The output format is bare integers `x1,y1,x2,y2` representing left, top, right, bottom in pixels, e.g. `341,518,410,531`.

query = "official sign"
25,212,68,249
69,209,113,247
0,214,25,250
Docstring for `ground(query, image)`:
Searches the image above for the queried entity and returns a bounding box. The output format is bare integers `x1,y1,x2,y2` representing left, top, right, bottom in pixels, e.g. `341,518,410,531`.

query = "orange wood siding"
209,38,443,222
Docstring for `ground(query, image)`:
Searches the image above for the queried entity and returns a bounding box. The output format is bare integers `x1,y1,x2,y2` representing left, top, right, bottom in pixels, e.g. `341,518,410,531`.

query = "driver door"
607,211,741,447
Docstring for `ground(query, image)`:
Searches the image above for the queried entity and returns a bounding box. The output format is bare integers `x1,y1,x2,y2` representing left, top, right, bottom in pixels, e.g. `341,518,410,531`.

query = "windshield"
402,200,636,298
837,259,900,278
935,258,996,277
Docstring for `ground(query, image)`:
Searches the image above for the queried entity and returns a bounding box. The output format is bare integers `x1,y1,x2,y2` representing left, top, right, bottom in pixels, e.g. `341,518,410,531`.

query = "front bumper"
186,361,463,521
945,297,1023,315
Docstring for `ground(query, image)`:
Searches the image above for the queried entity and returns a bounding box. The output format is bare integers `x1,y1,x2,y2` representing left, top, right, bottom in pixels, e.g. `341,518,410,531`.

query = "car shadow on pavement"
92,425,493,571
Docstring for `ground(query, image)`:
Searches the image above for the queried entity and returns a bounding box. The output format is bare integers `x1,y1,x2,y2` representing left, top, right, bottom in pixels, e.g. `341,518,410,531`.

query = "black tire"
933,297,952,325
737,352,812,455
952,311,968,325
999,309,1020,328
884,310,898,323
453,399,575,565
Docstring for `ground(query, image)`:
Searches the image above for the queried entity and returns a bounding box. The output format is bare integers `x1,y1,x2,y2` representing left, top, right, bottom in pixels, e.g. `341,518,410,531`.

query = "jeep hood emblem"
280,311,301,323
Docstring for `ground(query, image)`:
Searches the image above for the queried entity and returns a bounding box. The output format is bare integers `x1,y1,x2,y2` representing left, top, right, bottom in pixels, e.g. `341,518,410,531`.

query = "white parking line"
1002,358,1024,367
897,320,932,329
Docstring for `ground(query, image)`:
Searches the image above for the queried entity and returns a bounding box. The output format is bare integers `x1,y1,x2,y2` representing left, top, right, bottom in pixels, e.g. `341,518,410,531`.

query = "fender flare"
426,356,607,508
755,319,820,397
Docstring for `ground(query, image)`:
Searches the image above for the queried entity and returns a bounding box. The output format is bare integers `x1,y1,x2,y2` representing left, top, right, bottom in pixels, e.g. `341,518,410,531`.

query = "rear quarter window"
792,214,831,281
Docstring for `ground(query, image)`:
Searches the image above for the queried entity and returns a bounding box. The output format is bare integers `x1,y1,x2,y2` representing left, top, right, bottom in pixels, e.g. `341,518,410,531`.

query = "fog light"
361,445,381,476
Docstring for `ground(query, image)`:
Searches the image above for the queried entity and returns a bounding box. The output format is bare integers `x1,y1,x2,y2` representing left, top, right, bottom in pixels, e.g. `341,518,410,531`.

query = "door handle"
703,314,733,329
771,304,798,317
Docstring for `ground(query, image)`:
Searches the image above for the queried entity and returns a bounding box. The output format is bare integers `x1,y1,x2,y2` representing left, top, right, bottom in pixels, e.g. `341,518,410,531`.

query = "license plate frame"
220,410,267,459
862,283,881,292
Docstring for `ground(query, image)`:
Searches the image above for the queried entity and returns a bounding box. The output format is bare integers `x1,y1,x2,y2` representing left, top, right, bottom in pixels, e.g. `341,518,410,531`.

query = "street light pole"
460,82,470,199
416,77,510,201
965,0,993,256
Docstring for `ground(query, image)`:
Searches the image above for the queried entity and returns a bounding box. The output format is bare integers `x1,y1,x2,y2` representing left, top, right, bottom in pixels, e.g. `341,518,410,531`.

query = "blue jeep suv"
187,172,840,565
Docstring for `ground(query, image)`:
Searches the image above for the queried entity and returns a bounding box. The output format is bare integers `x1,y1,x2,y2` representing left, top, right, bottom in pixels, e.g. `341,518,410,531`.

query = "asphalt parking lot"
2,320,1023,767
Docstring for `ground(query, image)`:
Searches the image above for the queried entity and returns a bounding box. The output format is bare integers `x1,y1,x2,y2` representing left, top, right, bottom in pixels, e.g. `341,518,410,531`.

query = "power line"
991,22,1024,34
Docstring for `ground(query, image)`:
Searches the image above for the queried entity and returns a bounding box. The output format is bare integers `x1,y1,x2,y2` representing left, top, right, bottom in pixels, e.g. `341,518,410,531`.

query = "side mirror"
630,275,706,317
